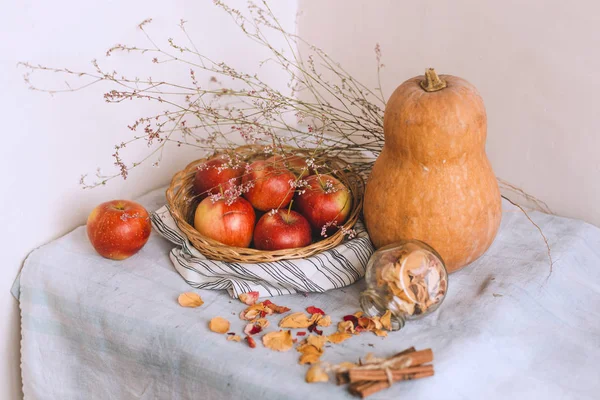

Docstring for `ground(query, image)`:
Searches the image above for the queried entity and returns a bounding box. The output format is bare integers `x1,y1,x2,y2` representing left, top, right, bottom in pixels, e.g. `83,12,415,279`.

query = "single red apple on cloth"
294,174,352,236
193,156,245,199
242,160,296,211
194,196,256,248
266,154,312,178
254,209,312,250
87,200,151,260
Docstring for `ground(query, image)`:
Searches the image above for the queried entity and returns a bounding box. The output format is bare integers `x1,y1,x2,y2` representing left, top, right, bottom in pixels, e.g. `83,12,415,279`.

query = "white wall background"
297,0,600,227
0,1,296,399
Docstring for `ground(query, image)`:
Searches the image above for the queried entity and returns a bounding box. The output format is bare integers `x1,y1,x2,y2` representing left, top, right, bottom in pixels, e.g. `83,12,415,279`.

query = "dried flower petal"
279,312,320,328
358,316,376,331
306,334,328,350
316,315,331,327
240,302,274,320
299,348,322,364
209,317,230,334
297,335,327,365
342,315,359,327
306,306,325,315
338,320,356,334
306,364,329,383
245,335,256,348
380,310,392,331
297,344,322,364
244,318,270,336
266,302,291,314
327,332,353,344
262,330,294,352
374,329,388,337
244,323,263,336
297,331,306,336
370,317,383,330
353,311,364,318
238,291,259,305
255,318,270,328
177,292,204,308
377,247,447,317
227,335,242,342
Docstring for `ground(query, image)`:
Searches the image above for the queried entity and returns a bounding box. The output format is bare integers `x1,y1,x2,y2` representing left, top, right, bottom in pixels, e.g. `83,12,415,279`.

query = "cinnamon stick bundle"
335,346,417,385
345,347,434,398
348,364,434,382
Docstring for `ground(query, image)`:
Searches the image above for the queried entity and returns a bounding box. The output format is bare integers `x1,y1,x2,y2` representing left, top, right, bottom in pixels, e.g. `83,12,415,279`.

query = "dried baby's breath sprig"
19,0,385,190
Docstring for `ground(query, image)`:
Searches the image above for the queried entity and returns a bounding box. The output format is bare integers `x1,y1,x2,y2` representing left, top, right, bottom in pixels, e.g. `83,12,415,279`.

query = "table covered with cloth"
12,187,600,399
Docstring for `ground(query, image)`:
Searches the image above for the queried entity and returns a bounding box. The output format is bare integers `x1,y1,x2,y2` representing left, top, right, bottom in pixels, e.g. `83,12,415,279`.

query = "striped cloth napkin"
151,205,374,298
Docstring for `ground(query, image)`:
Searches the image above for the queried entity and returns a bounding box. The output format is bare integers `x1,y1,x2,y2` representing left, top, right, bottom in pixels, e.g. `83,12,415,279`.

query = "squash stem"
420,68,447,92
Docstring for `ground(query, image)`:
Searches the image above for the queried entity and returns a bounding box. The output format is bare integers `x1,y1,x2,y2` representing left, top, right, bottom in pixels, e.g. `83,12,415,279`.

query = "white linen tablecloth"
12,187,600,400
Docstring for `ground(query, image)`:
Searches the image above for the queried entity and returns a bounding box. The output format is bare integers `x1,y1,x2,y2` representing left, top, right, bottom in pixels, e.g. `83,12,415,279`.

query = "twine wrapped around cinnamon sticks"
337,347,434,398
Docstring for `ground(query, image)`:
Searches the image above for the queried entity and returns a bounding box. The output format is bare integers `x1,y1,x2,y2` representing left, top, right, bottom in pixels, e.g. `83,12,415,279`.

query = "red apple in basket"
87,200,151,260
194,196,256,248
254,208,312,250
266,154,312,178
294,174,352,236
193,156,245,199
242,160,296,211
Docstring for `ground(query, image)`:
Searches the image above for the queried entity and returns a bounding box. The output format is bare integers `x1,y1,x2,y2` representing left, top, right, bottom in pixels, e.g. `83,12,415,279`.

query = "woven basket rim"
165,145,364,262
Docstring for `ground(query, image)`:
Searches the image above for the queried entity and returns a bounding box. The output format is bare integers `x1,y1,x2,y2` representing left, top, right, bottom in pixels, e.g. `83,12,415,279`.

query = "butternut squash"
363,69,502,272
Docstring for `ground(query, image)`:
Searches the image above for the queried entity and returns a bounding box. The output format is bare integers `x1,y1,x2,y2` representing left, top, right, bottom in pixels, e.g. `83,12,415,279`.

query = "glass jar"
360,240,448,331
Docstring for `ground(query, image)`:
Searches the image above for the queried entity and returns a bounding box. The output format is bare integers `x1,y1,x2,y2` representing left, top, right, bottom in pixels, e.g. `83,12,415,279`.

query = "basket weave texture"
165,145,364,263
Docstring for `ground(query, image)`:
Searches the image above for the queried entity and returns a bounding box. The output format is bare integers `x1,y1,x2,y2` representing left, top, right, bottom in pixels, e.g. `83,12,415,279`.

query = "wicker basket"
165,145,364,263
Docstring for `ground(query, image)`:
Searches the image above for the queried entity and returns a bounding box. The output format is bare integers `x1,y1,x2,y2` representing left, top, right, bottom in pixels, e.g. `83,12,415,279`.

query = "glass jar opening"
359,289,406,331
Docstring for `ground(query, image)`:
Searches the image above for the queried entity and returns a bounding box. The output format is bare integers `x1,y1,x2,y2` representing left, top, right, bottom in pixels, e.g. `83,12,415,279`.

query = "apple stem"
219,184,224,197
287,199,293,217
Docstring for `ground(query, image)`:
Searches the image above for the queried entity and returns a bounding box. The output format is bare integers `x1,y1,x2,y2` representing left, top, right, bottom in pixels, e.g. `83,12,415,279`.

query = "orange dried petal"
316,315,331,327
297,337,325,364
262,330,294,352
337,320,355,334
255,318,270,328
227,335,242,342
358,317,376,331
380,310,392,331
374,329,388,337
177,292,204,308
353,311,364,318
370,316,383,330
306,334,328,350
299,347,322,365
266,302,291,314
306,364,329,383
279,312,312,328
209,317,230,334
327,332,352,344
